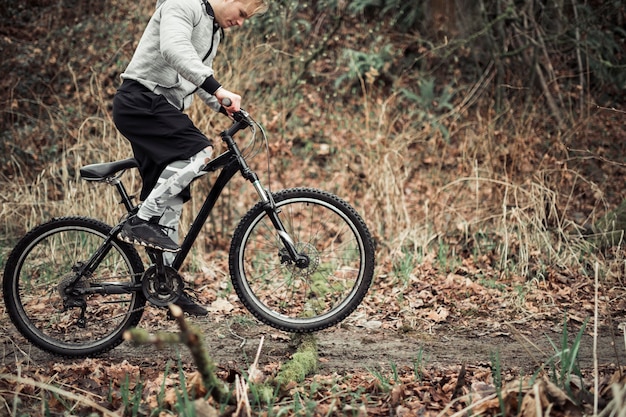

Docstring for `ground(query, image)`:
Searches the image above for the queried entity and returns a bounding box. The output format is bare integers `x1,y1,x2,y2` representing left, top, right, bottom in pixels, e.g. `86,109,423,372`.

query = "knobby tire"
2,217,146,357
229,188,375,332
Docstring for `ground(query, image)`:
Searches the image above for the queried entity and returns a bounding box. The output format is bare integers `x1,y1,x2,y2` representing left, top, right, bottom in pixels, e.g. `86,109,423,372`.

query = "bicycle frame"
174,116,308,270
172,116,265,269
74,113,307,294
171,140,240,269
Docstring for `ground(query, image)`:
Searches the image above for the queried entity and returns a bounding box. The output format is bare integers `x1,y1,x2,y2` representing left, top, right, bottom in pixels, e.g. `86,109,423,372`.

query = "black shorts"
112,80,212,201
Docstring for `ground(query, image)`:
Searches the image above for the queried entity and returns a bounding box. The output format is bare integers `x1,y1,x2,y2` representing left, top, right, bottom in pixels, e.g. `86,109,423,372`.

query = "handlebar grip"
220,97,250,124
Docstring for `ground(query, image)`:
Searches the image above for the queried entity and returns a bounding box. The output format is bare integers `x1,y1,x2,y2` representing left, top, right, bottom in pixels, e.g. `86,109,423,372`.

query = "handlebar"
218,97,267,179
220,97,254,139
221,98,251,124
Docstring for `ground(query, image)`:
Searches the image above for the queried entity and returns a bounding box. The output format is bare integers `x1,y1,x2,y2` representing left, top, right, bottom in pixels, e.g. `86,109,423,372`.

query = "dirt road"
3,312,623,377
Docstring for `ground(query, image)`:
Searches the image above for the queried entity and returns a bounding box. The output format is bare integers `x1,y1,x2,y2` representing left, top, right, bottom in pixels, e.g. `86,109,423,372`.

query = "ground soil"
3,254,626,415
2,275,626,417
2,308,624,377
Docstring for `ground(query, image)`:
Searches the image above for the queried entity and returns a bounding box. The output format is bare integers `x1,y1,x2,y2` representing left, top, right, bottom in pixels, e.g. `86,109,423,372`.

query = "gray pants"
137,146,214,264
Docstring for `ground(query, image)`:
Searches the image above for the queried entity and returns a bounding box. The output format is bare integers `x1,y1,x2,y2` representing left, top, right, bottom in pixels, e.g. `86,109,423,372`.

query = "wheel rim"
9,226,142,352
237,196,368,326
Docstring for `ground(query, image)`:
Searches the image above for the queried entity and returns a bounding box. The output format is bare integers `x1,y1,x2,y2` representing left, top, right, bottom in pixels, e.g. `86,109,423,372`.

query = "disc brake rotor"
141,265,183,306
281,242,320,278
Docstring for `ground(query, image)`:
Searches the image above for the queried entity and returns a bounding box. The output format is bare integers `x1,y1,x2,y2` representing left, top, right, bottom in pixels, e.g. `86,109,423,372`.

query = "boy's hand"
215,87,241,114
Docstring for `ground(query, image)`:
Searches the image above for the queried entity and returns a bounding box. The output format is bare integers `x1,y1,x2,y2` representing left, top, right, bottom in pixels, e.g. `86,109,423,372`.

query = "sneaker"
119,215,181,252
174,291,209,316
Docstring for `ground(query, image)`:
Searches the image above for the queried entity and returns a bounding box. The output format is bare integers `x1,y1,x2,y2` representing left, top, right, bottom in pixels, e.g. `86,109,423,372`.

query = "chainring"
141,265,184,306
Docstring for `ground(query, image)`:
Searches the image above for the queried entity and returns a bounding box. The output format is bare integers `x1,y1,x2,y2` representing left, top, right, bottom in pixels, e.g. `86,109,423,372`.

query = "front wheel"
229,188,375,332
2,217,146,357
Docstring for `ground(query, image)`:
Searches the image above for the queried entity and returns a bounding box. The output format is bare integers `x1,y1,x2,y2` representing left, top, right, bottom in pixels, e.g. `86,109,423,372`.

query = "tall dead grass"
1,4,623,291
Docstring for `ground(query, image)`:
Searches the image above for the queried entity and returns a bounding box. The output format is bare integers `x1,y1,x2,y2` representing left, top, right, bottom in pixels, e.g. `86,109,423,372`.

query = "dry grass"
2,3,626,416
1,0,625,295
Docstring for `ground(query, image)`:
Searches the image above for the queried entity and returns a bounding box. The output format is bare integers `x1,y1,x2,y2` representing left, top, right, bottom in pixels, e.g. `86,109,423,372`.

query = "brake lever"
221,98,251,124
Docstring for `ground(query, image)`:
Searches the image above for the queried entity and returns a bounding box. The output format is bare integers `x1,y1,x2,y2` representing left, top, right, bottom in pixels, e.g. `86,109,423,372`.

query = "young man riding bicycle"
112,0,267,315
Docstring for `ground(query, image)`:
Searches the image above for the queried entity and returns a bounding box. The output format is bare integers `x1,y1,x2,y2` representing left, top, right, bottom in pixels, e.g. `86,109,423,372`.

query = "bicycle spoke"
3,217,145,357
230,188,375,332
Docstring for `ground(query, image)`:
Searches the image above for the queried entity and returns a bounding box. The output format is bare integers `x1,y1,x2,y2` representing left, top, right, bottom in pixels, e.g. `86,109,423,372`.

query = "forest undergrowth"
1,0,625,415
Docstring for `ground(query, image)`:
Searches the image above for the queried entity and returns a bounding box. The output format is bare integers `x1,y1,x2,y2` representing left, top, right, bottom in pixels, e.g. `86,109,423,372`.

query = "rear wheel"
229,188,375,332
2,217,146,357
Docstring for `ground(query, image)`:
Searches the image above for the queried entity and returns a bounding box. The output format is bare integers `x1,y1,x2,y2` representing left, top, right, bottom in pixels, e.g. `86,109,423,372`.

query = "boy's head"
245,0,268,16
210,0,268,28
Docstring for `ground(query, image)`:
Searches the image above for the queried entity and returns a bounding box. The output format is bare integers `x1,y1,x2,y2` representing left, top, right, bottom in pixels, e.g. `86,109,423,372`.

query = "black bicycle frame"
73,115,306,295
170,150,239,270
170,118,308,270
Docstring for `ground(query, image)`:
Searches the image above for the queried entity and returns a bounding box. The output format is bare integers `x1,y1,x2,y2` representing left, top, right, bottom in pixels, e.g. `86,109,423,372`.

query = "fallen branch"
244,333,320,405
124,304,229,403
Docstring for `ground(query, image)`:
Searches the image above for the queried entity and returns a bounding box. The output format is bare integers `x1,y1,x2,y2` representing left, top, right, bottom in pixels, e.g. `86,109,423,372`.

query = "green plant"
413,349,425,382
251,0,312,45
156,361,173,412
248,381,279,410
400,78,456,142
478,277,506,292
119,374,144,417
292,391,319,416
572,1,626,91
172,362,196,416
490,351,506,417
335,42,396,91
435,238,460,272
367,367,392,392
347,0,424,32
392,247,417,286
544,316,589,400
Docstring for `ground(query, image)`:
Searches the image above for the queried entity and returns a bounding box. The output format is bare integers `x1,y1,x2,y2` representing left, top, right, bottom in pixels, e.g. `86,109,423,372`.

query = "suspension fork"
213,129,310,268
240,165,309,267
261,192,311,268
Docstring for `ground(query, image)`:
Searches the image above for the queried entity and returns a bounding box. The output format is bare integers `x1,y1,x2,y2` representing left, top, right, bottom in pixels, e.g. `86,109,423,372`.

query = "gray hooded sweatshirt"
121,0,222,112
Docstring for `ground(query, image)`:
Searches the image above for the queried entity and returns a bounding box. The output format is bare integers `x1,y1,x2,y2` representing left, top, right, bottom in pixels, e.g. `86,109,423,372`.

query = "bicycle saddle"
80,158,139,181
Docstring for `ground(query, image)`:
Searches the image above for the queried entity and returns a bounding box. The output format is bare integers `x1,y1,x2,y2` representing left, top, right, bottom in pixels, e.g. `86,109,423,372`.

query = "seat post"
111,178,137,212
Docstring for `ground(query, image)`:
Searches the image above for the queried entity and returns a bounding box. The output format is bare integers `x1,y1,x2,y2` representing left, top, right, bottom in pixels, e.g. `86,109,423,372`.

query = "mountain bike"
2,104,376,357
